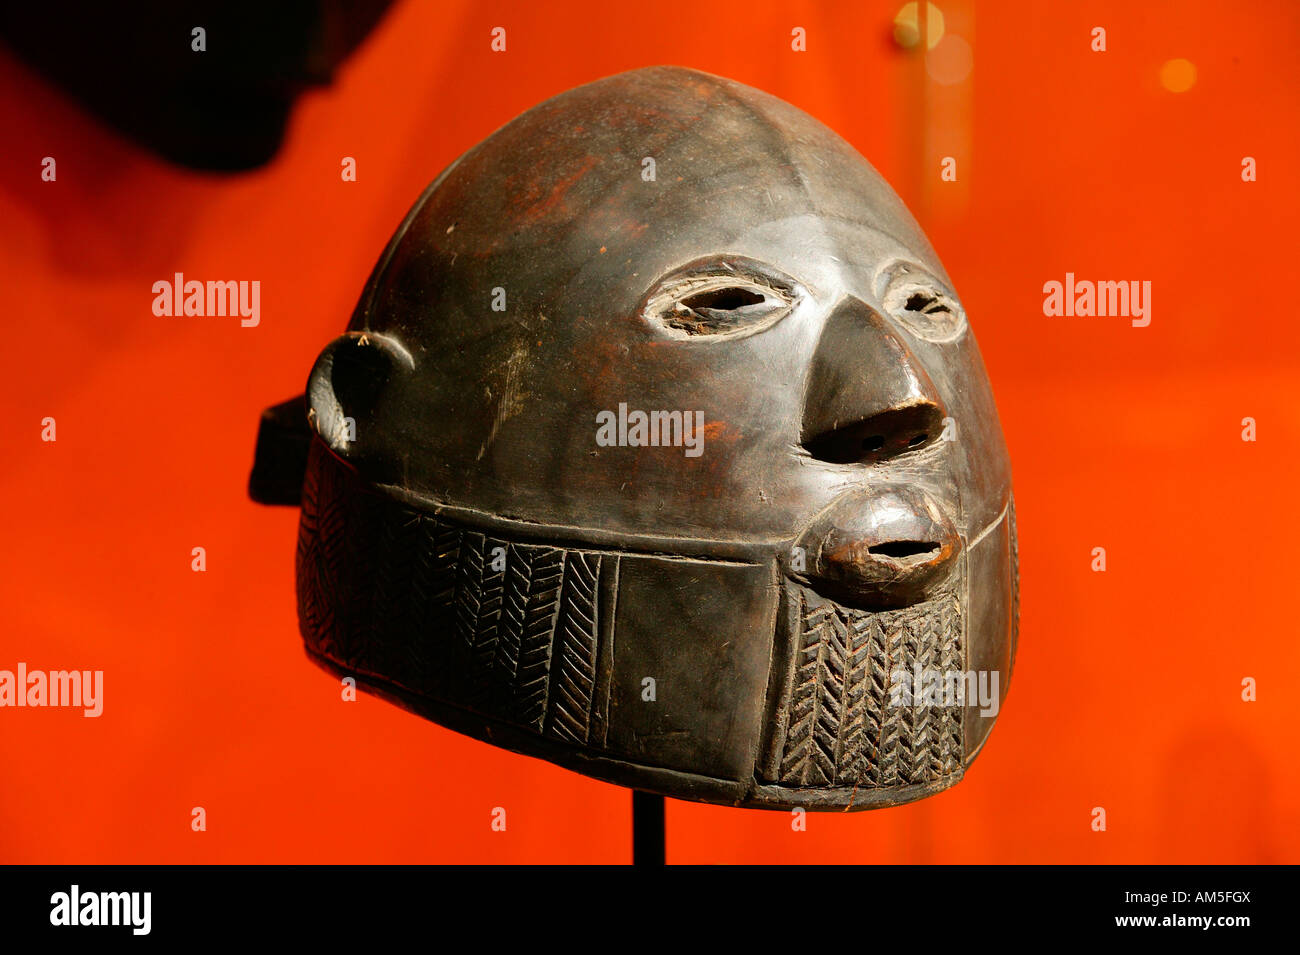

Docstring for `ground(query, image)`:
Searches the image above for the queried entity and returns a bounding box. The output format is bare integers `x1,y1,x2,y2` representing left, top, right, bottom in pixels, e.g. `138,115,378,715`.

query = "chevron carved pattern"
544,552,603,744
779,592,845,786
774,582,964,789
297,446,608,749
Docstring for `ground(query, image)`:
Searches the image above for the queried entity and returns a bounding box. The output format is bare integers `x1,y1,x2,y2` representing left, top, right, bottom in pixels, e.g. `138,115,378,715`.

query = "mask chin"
762,578,967,794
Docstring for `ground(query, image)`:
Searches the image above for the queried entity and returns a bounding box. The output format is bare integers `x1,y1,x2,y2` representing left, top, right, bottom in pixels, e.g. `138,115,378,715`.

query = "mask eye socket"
879,262,967,343
641,257,799,340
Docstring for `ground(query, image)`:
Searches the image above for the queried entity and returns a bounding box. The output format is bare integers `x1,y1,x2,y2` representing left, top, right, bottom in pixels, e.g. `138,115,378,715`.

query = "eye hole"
905,292,951,315
664,284,778,337
641,257,800,340
680,287,767,311
878,263,967,343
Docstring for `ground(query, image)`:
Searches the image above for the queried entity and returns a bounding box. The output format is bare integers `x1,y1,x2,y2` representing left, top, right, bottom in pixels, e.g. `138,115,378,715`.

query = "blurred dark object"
0,1,393,171
250,396,313,506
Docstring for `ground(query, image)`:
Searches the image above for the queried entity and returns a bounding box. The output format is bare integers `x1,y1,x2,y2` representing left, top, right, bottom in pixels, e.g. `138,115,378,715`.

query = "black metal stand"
632,791,664,866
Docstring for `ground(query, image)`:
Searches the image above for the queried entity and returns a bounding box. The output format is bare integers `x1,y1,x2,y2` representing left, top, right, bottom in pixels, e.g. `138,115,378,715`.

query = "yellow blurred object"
894,2,945,51
1160,58,1197,93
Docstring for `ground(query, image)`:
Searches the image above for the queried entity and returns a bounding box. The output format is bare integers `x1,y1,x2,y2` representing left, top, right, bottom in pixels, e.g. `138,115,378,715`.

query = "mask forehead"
361,66,939,337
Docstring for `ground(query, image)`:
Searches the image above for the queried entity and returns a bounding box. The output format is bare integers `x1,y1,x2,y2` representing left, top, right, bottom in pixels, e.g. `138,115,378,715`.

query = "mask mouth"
789,484,960,610
867,539,940,559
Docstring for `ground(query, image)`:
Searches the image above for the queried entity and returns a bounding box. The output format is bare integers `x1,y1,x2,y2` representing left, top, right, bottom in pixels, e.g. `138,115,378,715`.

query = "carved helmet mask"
251,66,1018,811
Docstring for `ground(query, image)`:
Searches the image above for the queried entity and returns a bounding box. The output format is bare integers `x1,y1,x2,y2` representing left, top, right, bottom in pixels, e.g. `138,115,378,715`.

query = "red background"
1,0,1296,863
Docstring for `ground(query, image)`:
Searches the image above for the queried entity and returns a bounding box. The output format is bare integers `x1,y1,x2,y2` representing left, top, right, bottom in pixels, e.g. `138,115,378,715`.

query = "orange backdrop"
1,0,1297,863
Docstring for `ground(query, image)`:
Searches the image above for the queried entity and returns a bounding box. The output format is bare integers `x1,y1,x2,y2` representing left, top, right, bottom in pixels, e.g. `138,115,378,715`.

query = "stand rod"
632,791,664,866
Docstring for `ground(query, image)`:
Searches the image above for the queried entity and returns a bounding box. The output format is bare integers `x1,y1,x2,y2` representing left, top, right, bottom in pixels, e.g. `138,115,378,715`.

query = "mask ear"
305,331,413,456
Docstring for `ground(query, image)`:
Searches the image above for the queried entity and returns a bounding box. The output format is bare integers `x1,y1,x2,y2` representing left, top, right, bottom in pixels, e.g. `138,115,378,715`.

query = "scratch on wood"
478,340,529,461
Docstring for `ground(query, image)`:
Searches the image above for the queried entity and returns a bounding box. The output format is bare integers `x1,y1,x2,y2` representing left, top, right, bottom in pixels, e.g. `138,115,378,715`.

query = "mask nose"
800,297,945,464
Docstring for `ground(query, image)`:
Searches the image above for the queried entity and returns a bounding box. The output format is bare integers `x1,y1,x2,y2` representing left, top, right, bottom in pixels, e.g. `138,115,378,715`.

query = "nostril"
868,540,940,559
802,401,943,464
